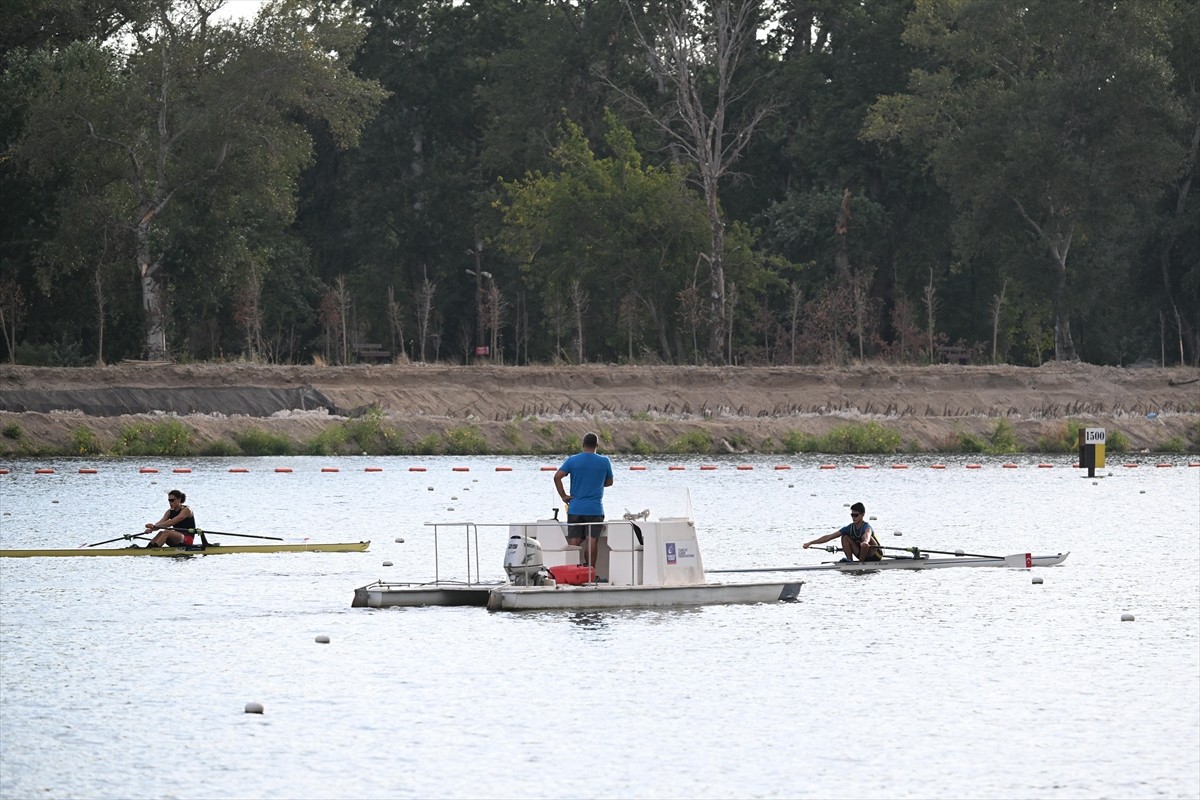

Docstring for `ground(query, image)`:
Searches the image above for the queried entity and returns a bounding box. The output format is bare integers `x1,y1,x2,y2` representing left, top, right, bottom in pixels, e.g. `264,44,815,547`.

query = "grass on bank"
1,417,1193,458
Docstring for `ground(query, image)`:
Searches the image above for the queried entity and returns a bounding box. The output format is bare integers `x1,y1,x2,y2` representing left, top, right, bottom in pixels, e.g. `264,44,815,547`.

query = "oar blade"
1004,553,1034,568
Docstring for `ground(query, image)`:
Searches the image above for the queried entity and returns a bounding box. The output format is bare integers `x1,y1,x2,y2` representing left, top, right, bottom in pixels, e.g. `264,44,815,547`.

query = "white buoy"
869,515,877,520
396,537,405,544
1140,490,1146,494
382,561,393,567
1032,577,1043,584
894,531,903,536
315,635,330,644
954,549,964,556
427,486,434,491
451,496,458,500
245,702,264,714
1092,481,1098,485
1121,613,1135,622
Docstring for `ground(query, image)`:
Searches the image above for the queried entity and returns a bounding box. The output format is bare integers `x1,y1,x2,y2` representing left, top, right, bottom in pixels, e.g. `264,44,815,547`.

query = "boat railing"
421,517,655,586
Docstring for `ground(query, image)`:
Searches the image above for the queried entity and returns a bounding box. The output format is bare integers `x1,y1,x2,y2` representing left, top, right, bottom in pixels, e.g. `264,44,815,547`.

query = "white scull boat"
708,551,1069,574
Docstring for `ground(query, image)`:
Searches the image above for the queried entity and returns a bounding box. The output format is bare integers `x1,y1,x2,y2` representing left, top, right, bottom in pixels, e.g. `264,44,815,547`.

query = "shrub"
502,422,525,450
414,433,442,455
199,440,240,456
2,422,23,440
114,419,193,456
1158,436,1187,454
1106,429,1130,454
669,429,712,454
986,419,1020,454
817,422,902,454
782,430,817,453
70,426,103,455
343,408,404,454
628,436,656,455
232,427,293,456
444,425,488,455
306,426,348,455
1037,419,1086,453
559,433,582,454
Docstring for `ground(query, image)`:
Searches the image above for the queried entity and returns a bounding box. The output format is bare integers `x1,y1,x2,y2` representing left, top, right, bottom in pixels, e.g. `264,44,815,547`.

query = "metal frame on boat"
352,509,802,611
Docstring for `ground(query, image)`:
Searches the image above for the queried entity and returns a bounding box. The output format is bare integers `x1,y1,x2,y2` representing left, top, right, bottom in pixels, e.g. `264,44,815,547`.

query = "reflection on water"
1,454,1198,799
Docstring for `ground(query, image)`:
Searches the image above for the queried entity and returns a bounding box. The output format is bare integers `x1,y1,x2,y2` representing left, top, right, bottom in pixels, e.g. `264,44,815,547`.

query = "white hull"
708,552,1069,574
485,580,801,611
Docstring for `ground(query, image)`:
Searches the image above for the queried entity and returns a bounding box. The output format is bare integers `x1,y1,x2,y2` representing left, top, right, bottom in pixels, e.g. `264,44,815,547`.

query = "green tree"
10,0,385,361
497,113,710,362
864,0,1185,361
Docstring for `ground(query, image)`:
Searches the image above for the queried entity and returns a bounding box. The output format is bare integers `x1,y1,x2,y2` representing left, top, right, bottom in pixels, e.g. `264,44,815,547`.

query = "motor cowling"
503,533,545,585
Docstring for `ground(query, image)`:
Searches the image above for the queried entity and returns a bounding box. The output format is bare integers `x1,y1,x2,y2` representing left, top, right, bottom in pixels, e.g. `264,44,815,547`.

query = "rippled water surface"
1,454,1198,799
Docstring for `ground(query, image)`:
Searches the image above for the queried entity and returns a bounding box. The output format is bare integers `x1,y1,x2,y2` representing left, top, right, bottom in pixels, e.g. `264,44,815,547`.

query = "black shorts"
567,514,605,540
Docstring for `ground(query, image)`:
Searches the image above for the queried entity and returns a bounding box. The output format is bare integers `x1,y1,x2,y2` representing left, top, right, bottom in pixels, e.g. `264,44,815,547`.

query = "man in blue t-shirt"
554,432,614,570
802,501,882,563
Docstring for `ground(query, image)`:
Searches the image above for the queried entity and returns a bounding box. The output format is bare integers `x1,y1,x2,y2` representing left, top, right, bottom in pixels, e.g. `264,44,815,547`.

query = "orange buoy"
668,466,685,471
321,467,339,473
965,464,982,469
819,464,836,470
409,466,426,472
1002,464,1019,469
736,465,753,470
172,468,191,473
853,464,871,470
774,465,792,470
229,467,249,473
1189,462,1200,468
629,465,647,471
452,466,470,472
495,466,512,472
274,467,293,473
364,467,383,472
539,466,556,471
0,469,8,474
1037,464,1053,469
700,465,717,471
931,464,946,469
139,467,158,474
891,464,909,469
35,468,55,474
1123,463,1139,468
1156,463,1174,468
78,468,98,474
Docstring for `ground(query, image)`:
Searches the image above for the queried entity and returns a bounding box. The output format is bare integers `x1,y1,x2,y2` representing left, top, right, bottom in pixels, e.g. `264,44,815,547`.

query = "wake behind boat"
353,507,802,611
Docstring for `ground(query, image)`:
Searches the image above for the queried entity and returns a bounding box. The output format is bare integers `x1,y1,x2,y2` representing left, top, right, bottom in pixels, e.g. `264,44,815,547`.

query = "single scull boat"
0,541,370,557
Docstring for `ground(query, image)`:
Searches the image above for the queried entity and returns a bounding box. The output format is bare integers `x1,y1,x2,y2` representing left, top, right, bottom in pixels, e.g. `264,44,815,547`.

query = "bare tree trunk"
923,268,937,363
387,286,404,360
620,0,774,364
990,279,1007,365
136,224,168,360
416,273,436,363
569,279,588,363
788,282,802,365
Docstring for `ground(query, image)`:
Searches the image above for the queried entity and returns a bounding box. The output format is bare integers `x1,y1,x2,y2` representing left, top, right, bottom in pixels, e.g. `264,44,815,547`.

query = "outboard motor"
503,533,546,586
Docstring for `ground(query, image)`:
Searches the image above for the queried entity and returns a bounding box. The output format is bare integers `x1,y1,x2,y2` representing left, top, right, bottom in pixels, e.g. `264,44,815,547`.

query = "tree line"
1,0,1196,368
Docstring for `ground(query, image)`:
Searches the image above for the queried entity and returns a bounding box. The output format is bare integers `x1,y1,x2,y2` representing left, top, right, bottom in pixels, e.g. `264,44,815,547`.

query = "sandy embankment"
1,362,1197,455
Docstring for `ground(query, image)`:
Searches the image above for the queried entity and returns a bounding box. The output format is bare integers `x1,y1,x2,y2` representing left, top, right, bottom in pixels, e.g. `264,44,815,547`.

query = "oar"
185,529,284,542
877,544,1004,559
82,532,151,548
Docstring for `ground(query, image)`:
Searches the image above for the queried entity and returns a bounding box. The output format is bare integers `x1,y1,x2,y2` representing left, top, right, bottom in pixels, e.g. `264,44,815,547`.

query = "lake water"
1,454,1198,799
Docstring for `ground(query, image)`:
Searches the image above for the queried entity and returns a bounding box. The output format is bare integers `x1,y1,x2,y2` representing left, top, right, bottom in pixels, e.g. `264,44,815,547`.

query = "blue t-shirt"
838,521,874,543
558,451,613,516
